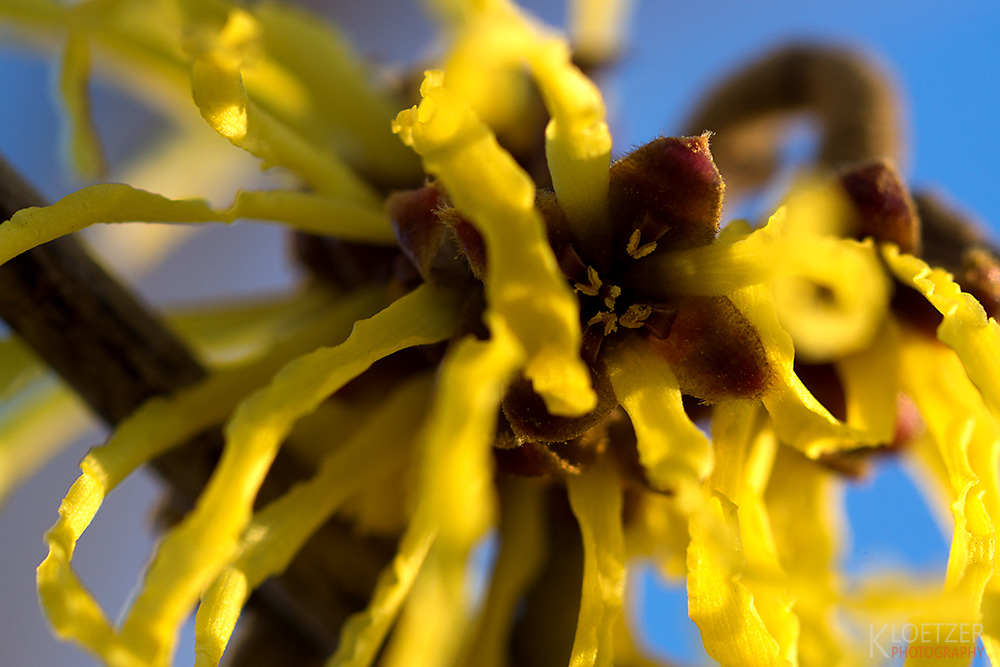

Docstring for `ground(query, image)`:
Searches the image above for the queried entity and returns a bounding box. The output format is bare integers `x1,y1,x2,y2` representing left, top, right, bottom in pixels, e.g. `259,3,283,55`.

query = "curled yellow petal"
382,323,524,667
443,1,611,244
229,190,396,244
687,489,792,667
729,282,857,457
0,184,218,267
0,183,396,270
773,237,890,363
604,336,712,497
194,373,434,666
710,404,798,664
765,447,853,666
566,458,627,667
394,71,595,416
116,285,459,665
36,286,389,665
326,517,437,667
898,331,996,661
884,246,1000,422
187,8,380,205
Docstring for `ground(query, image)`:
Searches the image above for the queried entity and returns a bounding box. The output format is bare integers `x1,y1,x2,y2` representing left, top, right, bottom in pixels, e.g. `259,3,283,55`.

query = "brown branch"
0,154,384,660
684,44,903,196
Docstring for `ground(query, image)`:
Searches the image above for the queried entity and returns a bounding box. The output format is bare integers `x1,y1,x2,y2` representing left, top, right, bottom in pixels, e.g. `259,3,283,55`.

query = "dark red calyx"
839,161,920,254
960,246,1000,319
646,295,771,402
609,133,725,255
387,185,468,285
493,429,606,477
501,369,617,445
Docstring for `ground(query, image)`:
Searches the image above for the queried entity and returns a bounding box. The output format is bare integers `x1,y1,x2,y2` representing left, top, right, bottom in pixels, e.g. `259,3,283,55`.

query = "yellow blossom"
0,1,998,667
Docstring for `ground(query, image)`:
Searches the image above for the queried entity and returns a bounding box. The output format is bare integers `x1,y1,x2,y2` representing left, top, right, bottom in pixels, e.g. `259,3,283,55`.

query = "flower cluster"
1,1,999,666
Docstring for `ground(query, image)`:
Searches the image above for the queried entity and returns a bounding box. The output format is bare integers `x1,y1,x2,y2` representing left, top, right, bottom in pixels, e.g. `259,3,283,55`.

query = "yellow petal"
833,318,900,444
884,246,1000,422
394,71,595,416
566,458,627,667
59,25,106,178
0,183,396,269
194,373,434,666
631,208,783,297
765,447,853,666
441,1,612,243
687,489,792,667
36,286,389,665
228,190,396,244
116,285,459,665
187,8,380,205
604,336,713,498
710,403,798,664
0,184,218,266
325,517,437,667
249,2,420,183
729,282,859,457
382,323,524,667
898,331,996,663
773,237,890,363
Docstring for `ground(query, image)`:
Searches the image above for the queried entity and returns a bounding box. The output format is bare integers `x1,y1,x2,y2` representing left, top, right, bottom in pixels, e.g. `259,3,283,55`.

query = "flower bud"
609,133,724,254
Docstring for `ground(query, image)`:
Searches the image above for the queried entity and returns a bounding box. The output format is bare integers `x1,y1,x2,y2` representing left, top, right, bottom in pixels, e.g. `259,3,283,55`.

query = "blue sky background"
1,1,999,665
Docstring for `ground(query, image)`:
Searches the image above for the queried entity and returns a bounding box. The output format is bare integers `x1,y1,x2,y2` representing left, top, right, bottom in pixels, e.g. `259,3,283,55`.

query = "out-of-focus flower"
1,1,999,666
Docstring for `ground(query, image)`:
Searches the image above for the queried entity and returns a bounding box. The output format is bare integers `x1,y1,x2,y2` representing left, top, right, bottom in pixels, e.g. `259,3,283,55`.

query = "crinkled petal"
186,8,380,205
442,0,612,241
884,246,1000,421
687,489,792,667
194,373,433,666
325,516,437,667
604,336,712,499
566,458,627,667
0,183,395,268
765,447,853,666
382,323,524,667
710,403,798,664
36,286,390,664
394,71,595,416
898,331,995,663
729,282,860,457
115,285,459,665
